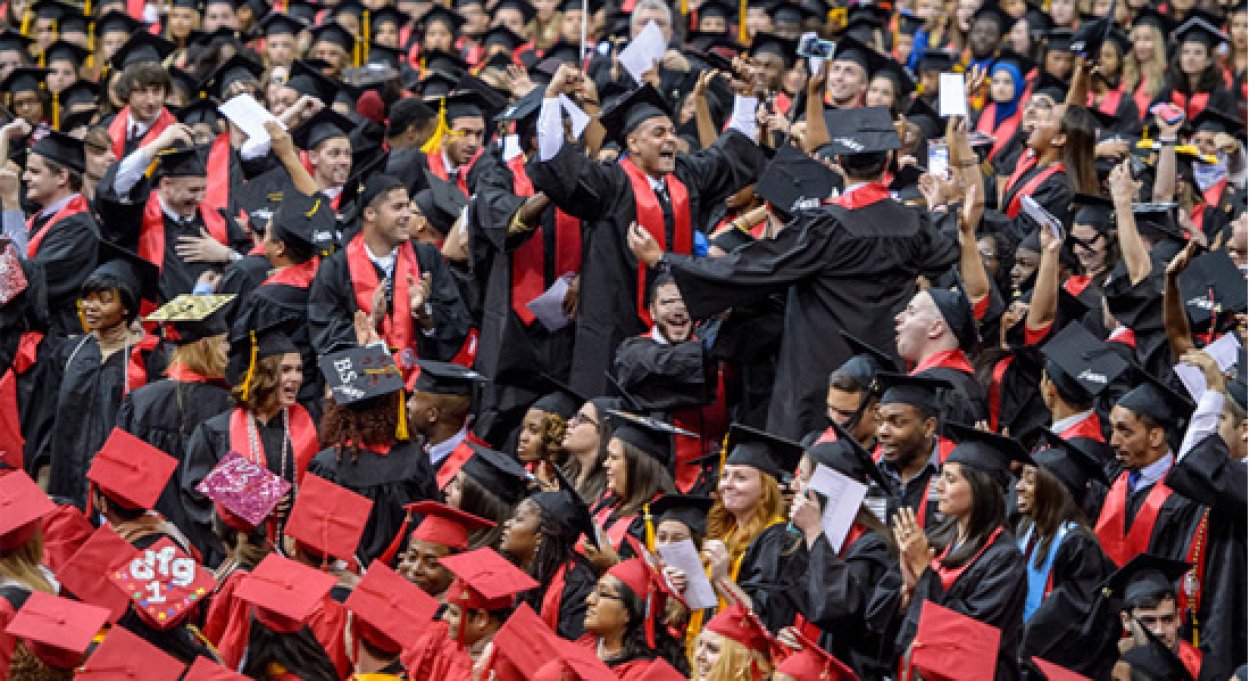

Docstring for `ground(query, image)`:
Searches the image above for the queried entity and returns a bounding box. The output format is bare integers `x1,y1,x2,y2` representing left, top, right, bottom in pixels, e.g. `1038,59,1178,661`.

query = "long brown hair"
1060,105,1099,196
604,440,676,518
930,463,1006,569
230,354,284,414
1015,465,1088,569
706,471,784,563
0,530,54,594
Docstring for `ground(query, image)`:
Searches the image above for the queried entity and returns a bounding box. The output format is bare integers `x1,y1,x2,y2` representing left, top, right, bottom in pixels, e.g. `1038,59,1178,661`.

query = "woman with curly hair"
516,392,572,484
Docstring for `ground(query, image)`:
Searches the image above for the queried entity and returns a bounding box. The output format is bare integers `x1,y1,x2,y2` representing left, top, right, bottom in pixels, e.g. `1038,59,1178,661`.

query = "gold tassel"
83,0,90,17
77,299,89,332
395,390,410,440
420,98,448,154
86,22,93,69
362,10,369,64
240,330,259,402
643,502,655,552
737,0,747,45
20,8,32,36
51,90,58,130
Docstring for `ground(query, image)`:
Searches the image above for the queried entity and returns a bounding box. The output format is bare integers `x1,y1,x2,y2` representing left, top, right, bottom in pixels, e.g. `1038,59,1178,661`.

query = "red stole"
0,331,43,469
434,432,487,490
201,133,234,240
814,427,837,444
1090,87,1124,118
1176,509,1209,636
975,103,1022,162
1094,467,1175,566
126,335,161,395
832,181,891,209
1201,177,1228,213
1063,274,1092,297
621,157,692,324
592,503,635,550
1169,90,1210,122
25,194,89,257
1132,81,1154,120
540,561,572,631
912,348,974,375
346,234,420,353
987,355,1014,432
164,363,213,383
260,257,320,288
137,193,229,273
426,148,482,195
108,107,175,160
1003,161,1065,218
226,406,319,485
506,154,582,324
1058,411,1104,442
931,526,1003,590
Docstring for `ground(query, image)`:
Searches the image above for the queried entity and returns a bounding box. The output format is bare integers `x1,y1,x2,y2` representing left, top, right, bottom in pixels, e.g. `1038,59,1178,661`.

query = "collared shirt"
649,325,669,345
1050,409,1095,434
428,426,468,467
879,438,941,497
364,241,396,279
37,194,75,218
441,149,462,178
1130,450,1174,495
158,195,196,224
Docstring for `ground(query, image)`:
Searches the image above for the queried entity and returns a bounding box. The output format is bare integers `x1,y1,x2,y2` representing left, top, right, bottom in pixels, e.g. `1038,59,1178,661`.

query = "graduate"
343,563,439,679
1158,17,1239,121
582,554,687,675
558,398,616,505
104,40,177,160
440,441,530,549
1104,553,1203,678
389,91,489,198
0,471,58,676
871,373,955,529
806,331,897,448
85,428,194,554
530,64,766,399
589,411,678,555
0,248,61,476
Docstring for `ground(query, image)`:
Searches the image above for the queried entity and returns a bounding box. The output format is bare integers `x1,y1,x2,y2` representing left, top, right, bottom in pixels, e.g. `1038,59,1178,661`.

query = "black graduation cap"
1178,250,1247,326
162,68,197,101
367,5,408,30
259,12,307,36
906,96,943,141
1190,108,1243,136
93,240,160,306
723,423,805,483
413,176,466,235
59,79,98,109
461,442,532,504
419,71,459,98
488,0,536,25
831,34,883,74
109,31,176,69
420,5,467,34
1128,202,1185,242
1027,426,1109,496
532,478,598,548
875,371,951,416
1031,71,1068,103
530,376,586,419
944,422,1032,487
1131,7,1172,34
820,106,901,156
173,99,221,127
647,494,713,537
897,10,924,35
422,48,468,76
1021,5,1054,35
599,84,673,146
837,330,897,387
874,59,917,98
916,48,958,72
203,53,264,100
225,315,301,386
685,30,741,57
169,0,204,10
605,410,688,463
310,21,356,53
1044,28,1075,52
454,73,508,120
806,422,891,490
1116,370,1196,430
320,344,405,406
1120,625,1196,681
364,44,406,70
156,146,207,177
58,108,94,133
928,286,978,352
495,85,544,128
1100,552,1191,607
0,30,33,53
271,190,331,259
842,11,886,42
29,0,71,20
1040,322,1129,403
1071,193,1113,226
0,67,48,95
1170,13,1227,48
697,0,736,19
291,106,355,150
412,359,485,396
43,40,89,67
755,144,837,215
542,40,582,67
749,32,799,69
284,0,322,23
770,0,818,26
481,25,526,51
144,293,233,345
970,1,1012,33
991,49,1035,78
328,0,364,19
29,128,84,174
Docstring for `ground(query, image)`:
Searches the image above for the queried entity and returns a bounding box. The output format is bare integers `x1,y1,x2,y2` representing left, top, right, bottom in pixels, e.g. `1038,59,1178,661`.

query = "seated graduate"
440,441,530,549
381,501,495,599
86,428,194,555
587,411,678,561
230,555,342,681
1103,553,1203,679
700,604,776,681
558,397,617,505
343,562,440,680
582,554,689,676
0,472,59,675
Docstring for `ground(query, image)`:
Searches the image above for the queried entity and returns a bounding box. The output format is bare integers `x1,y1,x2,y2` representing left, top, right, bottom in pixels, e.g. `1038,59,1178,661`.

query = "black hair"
388,97,436,138
648,272,677,306
117,62,172,101
930,463,1006,569
829,368,870,393
240,618,340,681
840,151,890,180
457,473,512,550
1166,43,1226,94
610,576,690,675
81,270,139,323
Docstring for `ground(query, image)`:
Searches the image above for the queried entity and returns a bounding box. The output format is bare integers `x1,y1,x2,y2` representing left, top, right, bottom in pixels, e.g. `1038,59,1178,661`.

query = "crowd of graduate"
0,0,1245,676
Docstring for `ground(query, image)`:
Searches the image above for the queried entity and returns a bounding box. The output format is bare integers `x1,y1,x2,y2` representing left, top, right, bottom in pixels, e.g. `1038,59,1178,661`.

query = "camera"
797,35,836,60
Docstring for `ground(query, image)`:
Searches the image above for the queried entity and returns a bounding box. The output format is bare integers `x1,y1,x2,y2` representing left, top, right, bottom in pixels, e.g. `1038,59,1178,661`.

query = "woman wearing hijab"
975,55,1029,165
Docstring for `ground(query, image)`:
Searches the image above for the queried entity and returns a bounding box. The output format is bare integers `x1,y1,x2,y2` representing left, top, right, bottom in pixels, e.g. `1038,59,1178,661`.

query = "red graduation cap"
908,600,1001,681
4,591,109,670
0,470,55,552
773,630,859,680
634,658,688,680
108,537,216,631
86,428,179,510
56,525,138,624
532,636,617,681
707,603,778,657
73,625,187,680
441,547,539,612
235,553,336,634
39,502,95,573
181,656,251,681
1031,657,1092,681
409,500,496,551
344,562,440,655
487,603,562,681
283,473,373,564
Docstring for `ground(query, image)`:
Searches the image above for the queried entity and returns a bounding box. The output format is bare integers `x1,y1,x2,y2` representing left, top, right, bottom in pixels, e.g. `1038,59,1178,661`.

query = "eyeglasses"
568,413,599,428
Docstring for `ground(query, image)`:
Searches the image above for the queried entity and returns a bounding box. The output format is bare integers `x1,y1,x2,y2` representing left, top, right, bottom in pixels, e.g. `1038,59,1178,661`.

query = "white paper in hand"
526,273,574,332
656,539,718,610
1174,362,1207,401
806,464,868,553
1021,195,1065,240
938,72,968,118
1203,332,1242,373
558,94,591,138
618,20,667,84
218,94,283,144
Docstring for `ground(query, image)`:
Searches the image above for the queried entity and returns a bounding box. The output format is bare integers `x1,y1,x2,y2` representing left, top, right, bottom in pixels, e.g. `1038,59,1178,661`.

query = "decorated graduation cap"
320,343,405,406
837,329,897,387
944,422,1032,487
647,494,713,537
3,592,109,671
196,451,291,530
344,562,440,655
285,60,339,102
442,547,538,611
755,143,837,216
29,129,84,174
1027,427,1110,500
599,84,673,146
1100,552,1192,608
144,294,233,345
721,422,805,483
927,286,979,352
74,625,187,680
413,359,485,396
1178,249,1247,328
108,536,216,630
56,526,137,623
284,473,373,564
1040,322,1129,403
109,31,175,69
456,442,533,503
1170,13,1226,48
0,471,55,552
87,428,179,511
309,21,356,54
1116,370,1195,430
908,600,1001,681
819,106,901,156
605,410,684,463
748,31,799,69
807,422,891,490
291,106,355,150
406,500,496,551
235,553,337,633
875,371,951,416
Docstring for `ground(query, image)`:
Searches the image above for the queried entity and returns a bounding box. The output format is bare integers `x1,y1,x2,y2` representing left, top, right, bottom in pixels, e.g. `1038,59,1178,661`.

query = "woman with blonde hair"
701,604,777,681
1124,13,1168,117
0,473,60,678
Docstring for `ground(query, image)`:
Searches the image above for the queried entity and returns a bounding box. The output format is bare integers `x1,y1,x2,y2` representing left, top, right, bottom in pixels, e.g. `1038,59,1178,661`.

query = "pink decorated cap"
196,451,291,529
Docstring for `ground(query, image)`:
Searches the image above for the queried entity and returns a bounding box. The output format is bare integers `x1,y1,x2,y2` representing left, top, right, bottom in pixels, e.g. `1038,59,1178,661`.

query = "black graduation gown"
1120,473,1206,561
47,334,166,505
736,523,808,633
307,241,472,359
522,555,597,641
790,531,893,678
25,208,100,334
525,131,767,398
867,529,1028,680
1154,85,1239,118
1103,264,1174,385
982,163,1073,242
613,336,710,411
918,364,990,430
1165,434,1247,681
470,150,579,442
217,253,271,324
307,441,439,565
1018,526,1120,679
235,279,323,421
666,200,958,439
385,147,485,198
0,330,63,475
95,164,251,302
116,377,233,541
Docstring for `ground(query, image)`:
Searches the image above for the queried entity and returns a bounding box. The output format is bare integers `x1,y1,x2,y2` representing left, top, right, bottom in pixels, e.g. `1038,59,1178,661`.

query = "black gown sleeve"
1167,433,1247,514
94,161,151,248
612,337,709,410
555,559,596,641
736,523,808,633
525,142,622,223
673,130,769,214
307,251,359,356
413,242,472,361
30,212,99,319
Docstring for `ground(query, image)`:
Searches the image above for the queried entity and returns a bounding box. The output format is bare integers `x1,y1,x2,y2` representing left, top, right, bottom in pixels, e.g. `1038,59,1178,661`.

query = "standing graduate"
0,247,61,476
631,110,957,439
894,286,990,428
47,244,163,505
529,64,766,398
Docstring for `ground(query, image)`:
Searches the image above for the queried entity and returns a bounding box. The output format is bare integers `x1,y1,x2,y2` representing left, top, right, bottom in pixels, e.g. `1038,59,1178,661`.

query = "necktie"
655,184,675,248
1128,469,1141,492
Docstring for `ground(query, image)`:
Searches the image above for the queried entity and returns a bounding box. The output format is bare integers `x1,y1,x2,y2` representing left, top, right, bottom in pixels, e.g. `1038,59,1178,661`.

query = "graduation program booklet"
807,464,868,553
1020,195,1065,240
657,539,718,610
525,273,574,332
219,94,283,144
619,20,667,84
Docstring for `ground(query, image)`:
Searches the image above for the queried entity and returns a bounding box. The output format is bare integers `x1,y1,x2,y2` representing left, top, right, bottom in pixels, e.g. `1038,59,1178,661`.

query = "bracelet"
1159,137,1177,145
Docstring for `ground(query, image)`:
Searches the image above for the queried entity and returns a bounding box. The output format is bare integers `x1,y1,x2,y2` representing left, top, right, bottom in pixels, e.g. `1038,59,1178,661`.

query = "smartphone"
1149,102,1185,126
797,34,836,61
